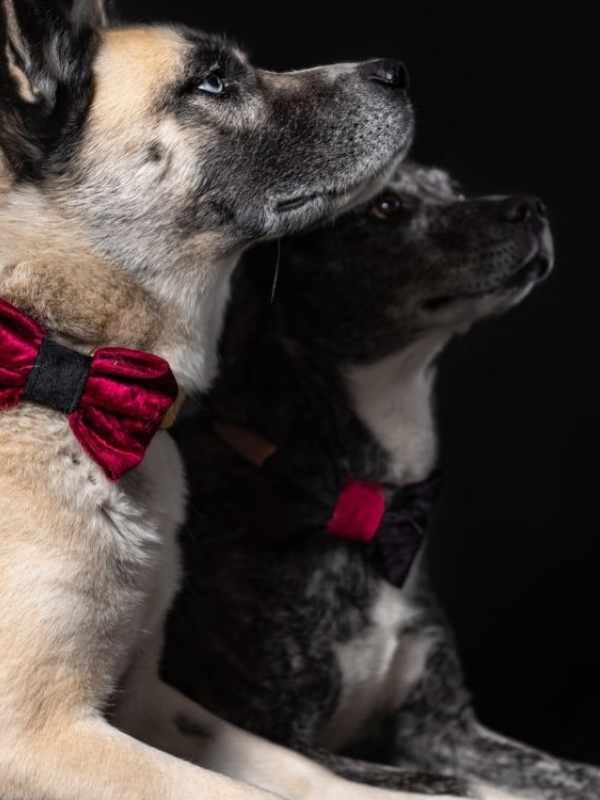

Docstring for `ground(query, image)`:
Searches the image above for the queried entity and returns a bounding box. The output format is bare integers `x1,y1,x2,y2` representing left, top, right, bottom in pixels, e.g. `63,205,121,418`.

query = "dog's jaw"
266,143,412,238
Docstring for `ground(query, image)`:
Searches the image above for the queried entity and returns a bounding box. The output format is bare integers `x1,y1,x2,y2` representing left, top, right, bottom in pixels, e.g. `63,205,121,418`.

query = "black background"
119,2,586,763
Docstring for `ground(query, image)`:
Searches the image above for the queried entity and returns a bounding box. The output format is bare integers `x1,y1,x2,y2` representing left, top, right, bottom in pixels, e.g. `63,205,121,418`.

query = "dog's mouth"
275,174,385,216
274,142,411,219
421,238,554,315
276,194,321,213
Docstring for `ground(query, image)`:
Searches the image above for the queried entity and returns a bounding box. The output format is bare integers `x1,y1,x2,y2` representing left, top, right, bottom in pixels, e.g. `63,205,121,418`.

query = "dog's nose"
501,195,548,223
362,59,409,92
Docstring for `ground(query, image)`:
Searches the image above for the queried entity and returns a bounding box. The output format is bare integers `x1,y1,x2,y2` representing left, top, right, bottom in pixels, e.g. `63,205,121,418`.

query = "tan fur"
2,257,160,348
91,28,187,134
0,21,312,797
0,181,161,350
0,6,451,800
0,153,12,194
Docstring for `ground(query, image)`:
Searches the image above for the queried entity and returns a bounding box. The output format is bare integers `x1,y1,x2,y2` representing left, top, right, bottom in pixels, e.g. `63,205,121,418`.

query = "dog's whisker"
270,239,282,304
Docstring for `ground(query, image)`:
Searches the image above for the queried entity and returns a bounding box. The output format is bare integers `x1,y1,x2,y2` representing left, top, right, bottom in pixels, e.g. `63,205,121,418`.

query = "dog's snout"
361,59,409,92
501,195,548,224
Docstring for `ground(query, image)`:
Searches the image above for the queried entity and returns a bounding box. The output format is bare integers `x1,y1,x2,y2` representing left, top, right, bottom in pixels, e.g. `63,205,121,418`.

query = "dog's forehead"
91,26,247,125
179,26,250,69
91,27,188,124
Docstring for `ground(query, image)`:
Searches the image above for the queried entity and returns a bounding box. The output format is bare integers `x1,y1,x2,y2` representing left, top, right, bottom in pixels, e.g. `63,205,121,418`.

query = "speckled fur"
164,164,597,799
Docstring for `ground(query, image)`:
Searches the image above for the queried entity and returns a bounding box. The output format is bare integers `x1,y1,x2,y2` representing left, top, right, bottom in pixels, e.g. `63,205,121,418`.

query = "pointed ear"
0,0,102,176
1,0,67,107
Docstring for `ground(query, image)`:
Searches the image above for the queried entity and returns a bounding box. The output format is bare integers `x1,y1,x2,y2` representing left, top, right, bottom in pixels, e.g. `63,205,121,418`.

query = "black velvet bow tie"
370,471,442,589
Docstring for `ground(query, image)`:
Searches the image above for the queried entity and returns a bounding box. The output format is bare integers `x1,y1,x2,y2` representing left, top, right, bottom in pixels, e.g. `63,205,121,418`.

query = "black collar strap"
23,337,92,415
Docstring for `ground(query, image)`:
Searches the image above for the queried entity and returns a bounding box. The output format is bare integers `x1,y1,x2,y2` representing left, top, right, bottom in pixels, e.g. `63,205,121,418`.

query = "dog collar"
326,474,441,587
213,420,440,589
0,298,183,481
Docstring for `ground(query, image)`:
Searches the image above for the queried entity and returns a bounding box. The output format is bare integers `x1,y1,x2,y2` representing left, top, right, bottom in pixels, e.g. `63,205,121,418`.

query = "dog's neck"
0,185,240,394
213,294,449,489
343,334,448,485
140,243,240,394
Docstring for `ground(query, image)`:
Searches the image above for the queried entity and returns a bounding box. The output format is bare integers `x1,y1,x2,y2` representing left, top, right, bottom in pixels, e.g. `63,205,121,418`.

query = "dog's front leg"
0,479,283,800
300,747,476,797
2,714,286,800
116,675,472,800
299,747,530,800
390,625,600,799
442,721,600,800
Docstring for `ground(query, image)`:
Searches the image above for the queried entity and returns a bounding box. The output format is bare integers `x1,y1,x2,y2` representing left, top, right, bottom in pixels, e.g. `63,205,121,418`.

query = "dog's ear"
0,0,103,177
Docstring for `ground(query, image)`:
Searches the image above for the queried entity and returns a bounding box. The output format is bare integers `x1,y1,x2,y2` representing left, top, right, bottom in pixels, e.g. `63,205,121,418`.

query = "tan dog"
0,3,466,800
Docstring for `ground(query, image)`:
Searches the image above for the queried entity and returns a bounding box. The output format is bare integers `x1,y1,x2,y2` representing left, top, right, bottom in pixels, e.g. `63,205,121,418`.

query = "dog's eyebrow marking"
145,143,163,163
174,713,212,740
181,32,250,82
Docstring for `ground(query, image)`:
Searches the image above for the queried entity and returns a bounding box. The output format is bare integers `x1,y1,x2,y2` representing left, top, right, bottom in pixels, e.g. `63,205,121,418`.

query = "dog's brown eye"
199,72,225,96
369,193,405,220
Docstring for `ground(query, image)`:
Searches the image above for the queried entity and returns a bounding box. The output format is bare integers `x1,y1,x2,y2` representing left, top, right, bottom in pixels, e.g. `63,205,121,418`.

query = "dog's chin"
419,250,554,331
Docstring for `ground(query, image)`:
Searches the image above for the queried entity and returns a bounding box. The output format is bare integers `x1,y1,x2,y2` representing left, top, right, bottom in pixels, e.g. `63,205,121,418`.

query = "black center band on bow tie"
23,337,92,415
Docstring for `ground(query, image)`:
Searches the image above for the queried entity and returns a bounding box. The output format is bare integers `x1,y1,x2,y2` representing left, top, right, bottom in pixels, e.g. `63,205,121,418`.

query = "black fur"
0,0,100,180
163,165,598,798
23,337,91,414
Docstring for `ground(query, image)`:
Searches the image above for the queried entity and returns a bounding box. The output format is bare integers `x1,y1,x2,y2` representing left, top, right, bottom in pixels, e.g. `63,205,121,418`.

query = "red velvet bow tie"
328,474,441,588
0,298,180,481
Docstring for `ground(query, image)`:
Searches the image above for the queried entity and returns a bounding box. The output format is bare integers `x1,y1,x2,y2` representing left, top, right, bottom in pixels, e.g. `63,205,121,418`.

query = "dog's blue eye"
199,73,225,96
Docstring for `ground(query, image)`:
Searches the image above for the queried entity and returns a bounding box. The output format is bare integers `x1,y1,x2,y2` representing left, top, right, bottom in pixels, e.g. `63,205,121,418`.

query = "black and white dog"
164,164,592,799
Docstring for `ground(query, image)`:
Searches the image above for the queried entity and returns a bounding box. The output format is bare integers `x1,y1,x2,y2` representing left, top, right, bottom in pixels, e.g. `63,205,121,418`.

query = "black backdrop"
119,2,586,763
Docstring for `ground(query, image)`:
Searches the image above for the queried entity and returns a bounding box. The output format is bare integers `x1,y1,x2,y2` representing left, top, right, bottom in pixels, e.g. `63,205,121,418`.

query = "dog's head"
267,162,554,362
0,0,413,388
0,1,413,262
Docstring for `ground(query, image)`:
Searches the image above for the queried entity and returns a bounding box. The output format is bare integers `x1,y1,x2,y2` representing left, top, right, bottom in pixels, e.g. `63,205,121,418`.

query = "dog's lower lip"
275,172,386,215
276,194,320,213
506,253,552,286
276,187,347,214
275,141,411,215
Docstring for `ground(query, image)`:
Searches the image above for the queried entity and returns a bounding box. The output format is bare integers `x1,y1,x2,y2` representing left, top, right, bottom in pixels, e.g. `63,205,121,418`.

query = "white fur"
152,250,239,394
326,335,451,751
345,333,450,485
322,581,434,752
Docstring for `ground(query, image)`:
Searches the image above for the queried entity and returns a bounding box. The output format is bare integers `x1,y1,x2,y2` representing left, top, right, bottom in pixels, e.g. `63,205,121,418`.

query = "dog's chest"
106,432,187,671
320,580,432,751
